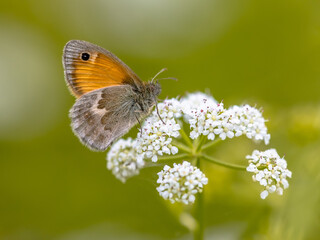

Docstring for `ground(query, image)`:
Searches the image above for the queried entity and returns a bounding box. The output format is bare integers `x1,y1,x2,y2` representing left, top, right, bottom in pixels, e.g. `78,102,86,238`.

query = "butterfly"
63,40,166,151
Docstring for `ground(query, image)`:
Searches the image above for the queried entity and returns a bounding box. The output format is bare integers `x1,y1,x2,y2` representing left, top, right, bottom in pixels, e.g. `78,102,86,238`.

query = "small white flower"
106,138,144,183
246,149,292,199
156,161,208,204
260,190,269,199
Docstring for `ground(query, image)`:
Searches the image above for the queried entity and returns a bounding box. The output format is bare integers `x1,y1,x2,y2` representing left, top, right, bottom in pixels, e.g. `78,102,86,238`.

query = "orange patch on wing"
68,52,133,98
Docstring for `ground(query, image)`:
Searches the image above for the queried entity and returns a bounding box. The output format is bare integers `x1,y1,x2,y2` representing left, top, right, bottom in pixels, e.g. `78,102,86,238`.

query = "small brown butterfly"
63,40,165,151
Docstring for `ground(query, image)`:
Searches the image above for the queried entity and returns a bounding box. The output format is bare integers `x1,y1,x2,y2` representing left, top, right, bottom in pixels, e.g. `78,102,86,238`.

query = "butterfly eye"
81,52,90,61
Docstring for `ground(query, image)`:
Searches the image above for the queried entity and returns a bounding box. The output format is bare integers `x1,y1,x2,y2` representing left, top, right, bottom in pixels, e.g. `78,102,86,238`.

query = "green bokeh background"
1,0,320,239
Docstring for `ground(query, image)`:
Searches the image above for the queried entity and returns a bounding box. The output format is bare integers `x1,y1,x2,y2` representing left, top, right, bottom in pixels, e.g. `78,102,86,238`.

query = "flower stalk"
157,153,190,161
193,157,204,240
201,154,247,171
201,138,221,151
180,128,194,148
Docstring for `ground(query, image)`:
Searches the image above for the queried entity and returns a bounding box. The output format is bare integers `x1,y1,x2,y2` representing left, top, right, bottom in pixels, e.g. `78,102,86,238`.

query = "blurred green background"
1,0,320,239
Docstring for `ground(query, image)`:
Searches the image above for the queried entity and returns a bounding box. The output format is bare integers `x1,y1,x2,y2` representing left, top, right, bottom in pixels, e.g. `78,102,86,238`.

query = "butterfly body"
63,40,161,151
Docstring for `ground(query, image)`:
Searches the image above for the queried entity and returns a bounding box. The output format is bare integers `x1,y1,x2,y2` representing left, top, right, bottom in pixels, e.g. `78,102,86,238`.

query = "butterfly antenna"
156,77,178,82
151,68,167,83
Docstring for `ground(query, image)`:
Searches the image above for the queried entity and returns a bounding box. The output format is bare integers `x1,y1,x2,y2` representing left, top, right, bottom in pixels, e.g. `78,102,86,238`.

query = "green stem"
195,135,206,153
172,141,192,153
180,128,193,148
193,157,204,240
201,138,222,151
157,153,189,161
142,163,162,168
201,154,247,170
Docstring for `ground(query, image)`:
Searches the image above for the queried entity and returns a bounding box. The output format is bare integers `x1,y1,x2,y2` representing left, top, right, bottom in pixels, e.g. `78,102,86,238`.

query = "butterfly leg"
135,115,142,136
154,98,165,124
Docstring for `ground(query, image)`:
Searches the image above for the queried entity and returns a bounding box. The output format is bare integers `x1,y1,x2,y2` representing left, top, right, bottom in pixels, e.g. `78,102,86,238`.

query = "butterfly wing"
69,85,140,151
63,40,143,98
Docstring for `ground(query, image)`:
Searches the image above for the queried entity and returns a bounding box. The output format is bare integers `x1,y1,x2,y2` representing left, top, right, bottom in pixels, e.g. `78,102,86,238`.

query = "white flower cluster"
228,105,270,144
156,161,208,204
187,99,270,144
246,149,292,199
188,102,225,140
135,99,181,162
106,138,144,183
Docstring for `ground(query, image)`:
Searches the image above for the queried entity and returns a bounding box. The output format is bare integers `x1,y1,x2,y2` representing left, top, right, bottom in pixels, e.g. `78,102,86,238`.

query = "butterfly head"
149,67,176,98
147,81,161,98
